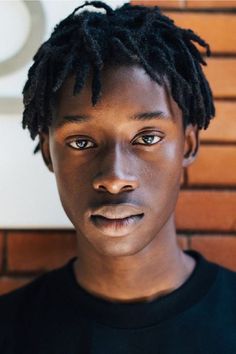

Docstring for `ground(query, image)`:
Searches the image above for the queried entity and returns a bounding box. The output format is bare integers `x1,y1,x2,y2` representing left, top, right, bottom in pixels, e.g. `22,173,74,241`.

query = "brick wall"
0,0,235,295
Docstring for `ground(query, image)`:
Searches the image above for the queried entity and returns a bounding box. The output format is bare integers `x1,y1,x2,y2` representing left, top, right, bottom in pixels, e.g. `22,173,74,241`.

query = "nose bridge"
104,143,129,175
92,143,139,194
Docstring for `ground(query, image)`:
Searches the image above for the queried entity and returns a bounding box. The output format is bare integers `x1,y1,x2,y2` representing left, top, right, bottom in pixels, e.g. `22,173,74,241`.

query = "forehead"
54,64,182,125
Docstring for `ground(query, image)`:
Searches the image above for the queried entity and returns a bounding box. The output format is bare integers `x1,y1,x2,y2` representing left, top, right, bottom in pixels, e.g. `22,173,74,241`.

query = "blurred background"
0,0,235,294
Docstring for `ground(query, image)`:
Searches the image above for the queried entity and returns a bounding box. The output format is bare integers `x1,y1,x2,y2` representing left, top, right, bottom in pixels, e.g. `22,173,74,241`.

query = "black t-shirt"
1,249,236,354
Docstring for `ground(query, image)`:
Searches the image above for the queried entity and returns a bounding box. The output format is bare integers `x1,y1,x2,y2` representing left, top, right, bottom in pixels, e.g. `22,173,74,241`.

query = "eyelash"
67,133,163,150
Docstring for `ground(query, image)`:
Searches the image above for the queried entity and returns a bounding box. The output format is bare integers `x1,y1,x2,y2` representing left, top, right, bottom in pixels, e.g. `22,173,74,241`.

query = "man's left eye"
134,134,162,145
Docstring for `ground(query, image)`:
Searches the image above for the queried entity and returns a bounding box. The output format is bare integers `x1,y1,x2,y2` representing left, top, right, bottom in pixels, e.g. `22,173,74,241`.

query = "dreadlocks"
22,0,215,153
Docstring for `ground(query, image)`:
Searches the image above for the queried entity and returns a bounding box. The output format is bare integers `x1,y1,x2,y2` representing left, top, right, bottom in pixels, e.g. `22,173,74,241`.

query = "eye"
133,134,162,146
67,138,95,150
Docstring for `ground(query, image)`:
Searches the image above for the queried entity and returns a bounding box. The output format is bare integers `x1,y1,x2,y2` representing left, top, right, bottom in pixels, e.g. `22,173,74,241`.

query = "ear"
39,132,54,172
182,124,199,168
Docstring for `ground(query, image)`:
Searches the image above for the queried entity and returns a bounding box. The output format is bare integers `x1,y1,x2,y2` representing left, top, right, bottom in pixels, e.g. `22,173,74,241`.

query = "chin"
86,232,152,257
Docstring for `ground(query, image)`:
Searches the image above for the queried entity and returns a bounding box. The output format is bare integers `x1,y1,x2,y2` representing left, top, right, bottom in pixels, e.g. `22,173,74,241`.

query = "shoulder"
188,250,236,293
205,261,236,319
0,264,65,341
0,261,69,308
215,263,236,292
0,271,50,319
184,250,236,319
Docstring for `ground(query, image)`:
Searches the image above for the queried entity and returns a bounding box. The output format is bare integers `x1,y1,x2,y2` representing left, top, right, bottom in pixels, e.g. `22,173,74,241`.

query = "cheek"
165,140,182,160
164,140,184,177
145,141,184,218
55,166,89,199
49,142,81,201
144,140,184,183
51,139,79,179
52,162,91,223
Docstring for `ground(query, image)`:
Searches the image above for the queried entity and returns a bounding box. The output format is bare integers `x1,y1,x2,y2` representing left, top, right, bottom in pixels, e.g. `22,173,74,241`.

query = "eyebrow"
132,111,167,121
57,110,168,128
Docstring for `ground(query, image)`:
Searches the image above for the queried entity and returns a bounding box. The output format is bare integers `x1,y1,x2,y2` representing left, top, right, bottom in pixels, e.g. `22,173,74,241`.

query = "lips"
89,204,144,237
90,204,143,219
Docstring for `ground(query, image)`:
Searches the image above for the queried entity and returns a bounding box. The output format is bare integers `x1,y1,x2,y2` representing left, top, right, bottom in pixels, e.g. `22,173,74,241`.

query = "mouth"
89,204,144,237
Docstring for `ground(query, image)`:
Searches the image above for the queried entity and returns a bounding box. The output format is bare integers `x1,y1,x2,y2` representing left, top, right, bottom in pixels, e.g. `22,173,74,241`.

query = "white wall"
0,0,127,229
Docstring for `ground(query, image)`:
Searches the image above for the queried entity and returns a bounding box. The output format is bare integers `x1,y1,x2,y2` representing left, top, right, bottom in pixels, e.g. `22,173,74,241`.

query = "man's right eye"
67,139,95,150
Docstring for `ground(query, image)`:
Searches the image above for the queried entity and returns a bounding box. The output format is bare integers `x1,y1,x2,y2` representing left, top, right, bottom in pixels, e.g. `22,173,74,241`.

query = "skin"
40,64,199,302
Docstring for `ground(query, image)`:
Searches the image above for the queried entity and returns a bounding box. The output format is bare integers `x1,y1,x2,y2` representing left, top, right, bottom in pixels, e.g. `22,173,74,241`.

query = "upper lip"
91,204,144,219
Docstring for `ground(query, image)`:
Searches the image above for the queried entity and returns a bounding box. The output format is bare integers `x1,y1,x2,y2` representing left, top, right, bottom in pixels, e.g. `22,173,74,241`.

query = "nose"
92,146,139,194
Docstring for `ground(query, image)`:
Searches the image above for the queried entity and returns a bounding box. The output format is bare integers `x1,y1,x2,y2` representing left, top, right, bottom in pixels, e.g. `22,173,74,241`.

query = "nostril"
97,185,107,191
123,185,134,191
93,176,139,194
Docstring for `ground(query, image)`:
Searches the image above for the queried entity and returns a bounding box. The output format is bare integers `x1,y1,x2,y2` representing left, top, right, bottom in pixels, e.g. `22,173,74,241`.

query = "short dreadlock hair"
22,0,215,153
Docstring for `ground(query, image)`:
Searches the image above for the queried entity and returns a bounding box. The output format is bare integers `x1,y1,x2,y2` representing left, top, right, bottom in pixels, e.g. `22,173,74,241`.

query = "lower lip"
90,214,144,237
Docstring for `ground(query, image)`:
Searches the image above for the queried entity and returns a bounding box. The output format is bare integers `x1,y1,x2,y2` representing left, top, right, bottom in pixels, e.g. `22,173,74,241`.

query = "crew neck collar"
58,250,219,329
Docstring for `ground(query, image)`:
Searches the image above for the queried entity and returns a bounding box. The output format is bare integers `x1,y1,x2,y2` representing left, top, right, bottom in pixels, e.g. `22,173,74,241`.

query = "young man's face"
40,65,198,257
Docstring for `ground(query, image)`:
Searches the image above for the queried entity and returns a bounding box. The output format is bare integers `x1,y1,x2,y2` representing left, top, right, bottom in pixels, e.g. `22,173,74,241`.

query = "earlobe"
182,124,199,168
39,132,54,172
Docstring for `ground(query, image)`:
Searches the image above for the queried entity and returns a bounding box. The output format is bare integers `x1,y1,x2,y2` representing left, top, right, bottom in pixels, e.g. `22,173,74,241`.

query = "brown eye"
68,139,95,150
134,134,162,145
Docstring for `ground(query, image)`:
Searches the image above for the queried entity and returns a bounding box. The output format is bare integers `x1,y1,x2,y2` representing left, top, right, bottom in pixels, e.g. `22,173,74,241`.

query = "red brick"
131,1,184,8
186,1,236,8
190,235,236,271
130,8,236,52
201,101,236,143
176,190,236,231
7,231,77,272
0,276,34,295
188,145,236,186
0,232,3,271
204,58,236,98
168,12,236,53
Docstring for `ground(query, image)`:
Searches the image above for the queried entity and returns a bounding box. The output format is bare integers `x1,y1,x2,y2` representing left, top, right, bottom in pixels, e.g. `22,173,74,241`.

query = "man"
1,1,236,353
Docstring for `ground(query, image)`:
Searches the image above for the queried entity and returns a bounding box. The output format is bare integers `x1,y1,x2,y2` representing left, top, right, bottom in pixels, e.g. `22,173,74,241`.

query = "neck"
73,218,196,302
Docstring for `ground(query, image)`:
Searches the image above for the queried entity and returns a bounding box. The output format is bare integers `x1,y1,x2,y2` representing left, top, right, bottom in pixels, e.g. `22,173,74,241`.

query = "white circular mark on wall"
0,0,30,62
